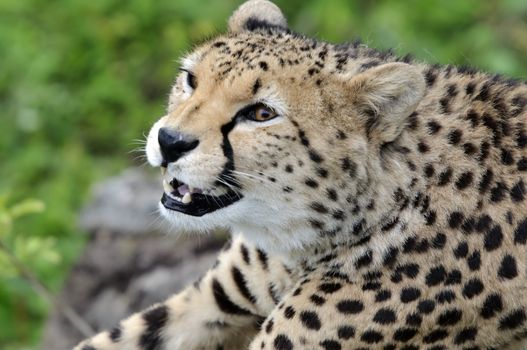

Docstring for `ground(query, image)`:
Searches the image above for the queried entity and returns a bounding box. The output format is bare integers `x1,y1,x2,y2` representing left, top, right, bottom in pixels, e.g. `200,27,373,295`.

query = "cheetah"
75,0,527,349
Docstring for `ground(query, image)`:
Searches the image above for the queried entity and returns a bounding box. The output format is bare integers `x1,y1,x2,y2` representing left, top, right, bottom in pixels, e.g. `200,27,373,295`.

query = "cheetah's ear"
228,0,288,33
349,62,425,145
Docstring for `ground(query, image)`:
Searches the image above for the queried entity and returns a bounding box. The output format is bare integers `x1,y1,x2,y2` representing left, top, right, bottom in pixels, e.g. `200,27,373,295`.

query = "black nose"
158,127,199,166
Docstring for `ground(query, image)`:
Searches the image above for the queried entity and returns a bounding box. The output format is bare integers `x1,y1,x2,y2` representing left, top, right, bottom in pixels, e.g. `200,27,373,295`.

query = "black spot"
285,164,293,173
484,225,503,251
318,282,342,294
480,293,503,319
336,299,364,314
139,305,169,350
373,308,397,324
326,188,338,201
274,334,293,350
284,306,295,319
341,157,357,177
417,141,429,153
212,279,251,315
437,168,453,186
437,308,462,326
406,313,422,326
283,186,293,193
499,309,526,330
310,294,326,305
109,325,122,342
310,202,329,214
316,167,329,178
425,265,446,286
423,329,449,344
418,299,436,314
360,330,384,344
463,143,477,155
476,214,492,232
510,180,525,202
375,289,391,302
400,287,421,303
424,164,435,178
454,328,477,345
432,232,447,248
454,241,469,258
355,250,373,269
436,290,456,304
501,148,515,165
514,218,527,244
518,157,527,171
393,328,418,342
425,69,437,86
319,339,342,350
445,270,462,285
336,129,347,140
332,210,345,221
231,266,257,304
475,82,491,101
455,172,473,190
490,182,508,202
427,120,442,134
466,81,476,95
252,79,262,95
383,247,399,267
498,254,518,280
447,129,462,144
449,212,465,229
462,278,484,299
308,149,324,163
309,219,324,230
304,178,319,188
337,325,355,340
425,211,437,226
259,61,268,71
478,169,493,193
265,318,274,333
467,251,481,271
300,311,321,330
381,217,399,232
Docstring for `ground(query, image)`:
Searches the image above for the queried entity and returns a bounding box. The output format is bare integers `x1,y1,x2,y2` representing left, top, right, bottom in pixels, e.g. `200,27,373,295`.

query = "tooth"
163,179,173,193
182,193,192,204
189,186,194,193
161,167,166,176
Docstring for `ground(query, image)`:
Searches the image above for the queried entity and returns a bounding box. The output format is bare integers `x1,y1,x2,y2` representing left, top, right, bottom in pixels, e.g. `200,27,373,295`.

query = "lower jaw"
160,191,242,217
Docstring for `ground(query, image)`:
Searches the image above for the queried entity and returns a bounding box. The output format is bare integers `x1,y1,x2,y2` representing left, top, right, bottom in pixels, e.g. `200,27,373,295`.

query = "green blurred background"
0,0,526,348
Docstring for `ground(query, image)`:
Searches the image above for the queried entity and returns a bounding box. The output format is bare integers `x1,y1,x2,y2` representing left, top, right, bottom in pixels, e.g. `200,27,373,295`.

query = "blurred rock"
40,168,226,350
78,168,163,235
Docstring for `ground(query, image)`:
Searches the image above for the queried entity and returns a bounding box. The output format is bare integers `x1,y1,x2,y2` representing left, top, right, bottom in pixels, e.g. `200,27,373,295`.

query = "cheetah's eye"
247,103,279,122
181,69,197,90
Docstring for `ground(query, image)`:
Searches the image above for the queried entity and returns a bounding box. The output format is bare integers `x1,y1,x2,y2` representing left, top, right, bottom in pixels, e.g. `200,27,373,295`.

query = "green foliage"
0,0,526,348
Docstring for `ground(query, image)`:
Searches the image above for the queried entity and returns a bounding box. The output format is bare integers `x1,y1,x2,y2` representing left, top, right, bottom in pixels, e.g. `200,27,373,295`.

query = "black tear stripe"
139,305,169,350
212,278,253,315
217,118,241,189
109,325,122,342
231,266,257,304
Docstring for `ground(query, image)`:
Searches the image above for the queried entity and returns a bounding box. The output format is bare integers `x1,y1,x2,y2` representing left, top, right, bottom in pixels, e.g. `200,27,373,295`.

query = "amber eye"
250,104,278,122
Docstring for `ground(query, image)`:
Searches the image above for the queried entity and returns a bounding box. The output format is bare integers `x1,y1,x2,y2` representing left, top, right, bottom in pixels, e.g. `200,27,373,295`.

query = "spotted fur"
75,1,527,349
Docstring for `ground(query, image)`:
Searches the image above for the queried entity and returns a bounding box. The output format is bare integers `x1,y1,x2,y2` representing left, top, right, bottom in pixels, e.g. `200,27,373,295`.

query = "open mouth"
160,169,242,217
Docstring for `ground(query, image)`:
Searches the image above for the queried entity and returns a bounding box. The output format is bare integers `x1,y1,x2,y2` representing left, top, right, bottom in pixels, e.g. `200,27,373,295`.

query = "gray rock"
78,168,165,235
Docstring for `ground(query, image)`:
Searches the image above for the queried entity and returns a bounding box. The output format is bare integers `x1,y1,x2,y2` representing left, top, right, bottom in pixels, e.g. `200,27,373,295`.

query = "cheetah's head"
146,0,425,253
